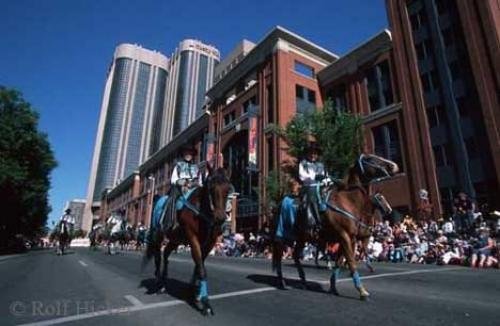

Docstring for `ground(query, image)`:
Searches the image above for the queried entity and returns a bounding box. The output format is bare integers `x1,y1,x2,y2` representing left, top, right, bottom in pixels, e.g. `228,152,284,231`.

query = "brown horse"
54,220,71,255
272,154,398,300
143,167,231,315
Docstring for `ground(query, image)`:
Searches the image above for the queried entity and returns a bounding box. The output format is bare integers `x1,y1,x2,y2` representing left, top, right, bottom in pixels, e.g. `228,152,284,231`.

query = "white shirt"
61,213,75,225
443,222,454,234
299,159,326,186
171,160,203,186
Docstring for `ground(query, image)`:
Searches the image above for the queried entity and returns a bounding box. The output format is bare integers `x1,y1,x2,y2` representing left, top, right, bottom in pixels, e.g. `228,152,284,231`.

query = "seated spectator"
471,227,495,268
442,218,455,236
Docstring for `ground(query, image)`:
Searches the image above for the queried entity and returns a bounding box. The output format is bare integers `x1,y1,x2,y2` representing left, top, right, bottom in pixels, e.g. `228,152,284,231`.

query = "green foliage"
265,170,284,207
281,100,364,178
0,86,57,250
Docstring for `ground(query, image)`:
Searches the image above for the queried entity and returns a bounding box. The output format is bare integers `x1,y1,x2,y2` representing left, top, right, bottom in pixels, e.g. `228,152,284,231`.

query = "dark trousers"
300,186,321,228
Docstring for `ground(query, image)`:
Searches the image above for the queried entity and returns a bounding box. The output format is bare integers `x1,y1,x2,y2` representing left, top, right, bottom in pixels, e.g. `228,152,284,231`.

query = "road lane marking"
78,260,88,267
300,267,463,285
16,265,465,326
16,287,275,326
124,295,144,307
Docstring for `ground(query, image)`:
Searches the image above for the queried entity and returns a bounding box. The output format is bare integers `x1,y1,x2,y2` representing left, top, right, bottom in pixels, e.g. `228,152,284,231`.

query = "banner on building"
248,116,258,170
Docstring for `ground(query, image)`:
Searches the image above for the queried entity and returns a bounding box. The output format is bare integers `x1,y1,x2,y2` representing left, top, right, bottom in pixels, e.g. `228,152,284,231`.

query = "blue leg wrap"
199,280,208,299
351,271,362,289
330,268,340,286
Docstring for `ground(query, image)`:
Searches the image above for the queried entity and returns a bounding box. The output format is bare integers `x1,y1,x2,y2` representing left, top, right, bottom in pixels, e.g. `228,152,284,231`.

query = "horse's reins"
357,154,394,185
325,156,394,231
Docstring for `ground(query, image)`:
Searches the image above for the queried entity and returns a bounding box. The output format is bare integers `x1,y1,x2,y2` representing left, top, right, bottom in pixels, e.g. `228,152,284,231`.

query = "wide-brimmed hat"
180,145,197,155
65,208,71,213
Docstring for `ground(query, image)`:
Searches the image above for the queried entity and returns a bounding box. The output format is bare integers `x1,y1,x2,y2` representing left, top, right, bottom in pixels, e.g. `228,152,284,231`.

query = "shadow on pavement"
246,274,325,293
139,278,204,314
282,262,330,270
247,274,362,301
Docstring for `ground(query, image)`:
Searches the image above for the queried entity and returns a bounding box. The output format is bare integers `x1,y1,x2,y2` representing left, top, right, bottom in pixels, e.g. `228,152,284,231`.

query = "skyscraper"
161,39,220,144
83,44,169,231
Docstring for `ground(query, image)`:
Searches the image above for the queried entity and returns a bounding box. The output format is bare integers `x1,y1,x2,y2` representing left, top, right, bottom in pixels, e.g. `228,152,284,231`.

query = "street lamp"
147,175,155,225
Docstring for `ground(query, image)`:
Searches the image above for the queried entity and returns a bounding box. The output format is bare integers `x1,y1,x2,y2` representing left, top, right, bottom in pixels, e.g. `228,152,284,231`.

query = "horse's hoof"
359,287,370,301
201,299,214,316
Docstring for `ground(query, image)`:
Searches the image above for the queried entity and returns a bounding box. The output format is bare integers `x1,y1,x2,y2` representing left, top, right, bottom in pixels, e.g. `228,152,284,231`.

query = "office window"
433,144,454,167
267,85,274,123
433,146,444,167
449,61,461,81
224,111,236,126
456,97,469,117
465,138,479,159
416,42,426,61
296,84,316,114
410,9,427,31
294,61,315,78
326,84,347,112
366,60,394,112
426,105,446,128
442,28,454,47
430,70,440,90
421,73,431,92
416,39,434,61
436,0,450,15
372,121,403,169
243,96,257,114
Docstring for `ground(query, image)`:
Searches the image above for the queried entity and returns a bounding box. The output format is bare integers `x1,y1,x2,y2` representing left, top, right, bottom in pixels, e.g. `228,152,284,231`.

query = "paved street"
0,248,498,326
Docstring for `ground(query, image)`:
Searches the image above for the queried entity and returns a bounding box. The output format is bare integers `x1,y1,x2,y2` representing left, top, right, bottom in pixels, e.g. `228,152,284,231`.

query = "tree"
279,100,364,178
0,86,57,252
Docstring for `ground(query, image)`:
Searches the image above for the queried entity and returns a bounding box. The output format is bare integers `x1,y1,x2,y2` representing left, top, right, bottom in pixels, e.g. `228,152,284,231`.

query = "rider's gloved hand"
321,177,332,187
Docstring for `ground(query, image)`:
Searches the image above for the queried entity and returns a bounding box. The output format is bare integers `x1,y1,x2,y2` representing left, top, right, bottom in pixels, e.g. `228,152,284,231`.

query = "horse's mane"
209,168,229,185
338,163,366,194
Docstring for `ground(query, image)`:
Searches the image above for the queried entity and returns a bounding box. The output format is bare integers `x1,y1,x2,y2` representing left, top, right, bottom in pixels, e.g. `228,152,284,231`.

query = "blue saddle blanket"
275,195,298,241
151,189,198,229
151,196,168,228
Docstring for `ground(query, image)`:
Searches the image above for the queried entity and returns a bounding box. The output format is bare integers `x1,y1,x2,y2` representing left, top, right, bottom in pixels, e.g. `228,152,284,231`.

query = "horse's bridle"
324,155,395,231
357,154,393,184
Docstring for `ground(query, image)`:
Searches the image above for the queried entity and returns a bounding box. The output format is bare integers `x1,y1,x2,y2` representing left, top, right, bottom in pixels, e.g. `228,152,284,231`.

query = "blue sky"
0,0,388,227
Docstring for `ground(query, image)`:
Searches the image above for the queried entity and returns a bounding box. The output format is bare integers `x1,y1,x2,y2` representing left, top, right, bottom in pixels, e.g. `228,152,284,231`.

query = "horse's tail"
141,228,160,271
272,237,282,272
141,203,163,271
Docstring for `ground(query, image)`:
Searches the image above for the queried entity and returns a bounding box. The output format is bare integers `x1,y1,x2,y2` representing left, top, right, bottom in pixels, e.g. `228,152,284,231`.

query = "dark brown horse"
55,220,71,255
143,167,231,315
272,154,398,300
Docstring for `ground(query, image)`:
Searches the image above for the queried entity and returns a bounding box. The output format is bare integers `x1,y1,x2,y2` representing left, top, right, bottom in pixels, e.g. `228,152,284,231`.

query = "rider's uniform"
171,159,203,191
107,215,122,234
299,159,328,227
162,159,203,229
60,213,76,225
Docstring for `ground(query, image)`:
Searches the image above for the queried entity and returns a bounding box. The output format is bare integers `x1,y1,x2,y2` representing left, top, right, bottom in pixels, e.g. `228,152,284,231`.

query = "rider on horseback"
162,145,203,230
298,136,329,230
60,208,75,229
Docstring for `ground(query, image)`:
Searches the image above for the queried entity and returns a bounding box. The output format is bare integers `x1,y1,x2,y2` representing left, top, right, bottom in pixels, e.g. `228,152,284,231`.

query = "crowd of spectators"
365,213,499,268
207,191,500,269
